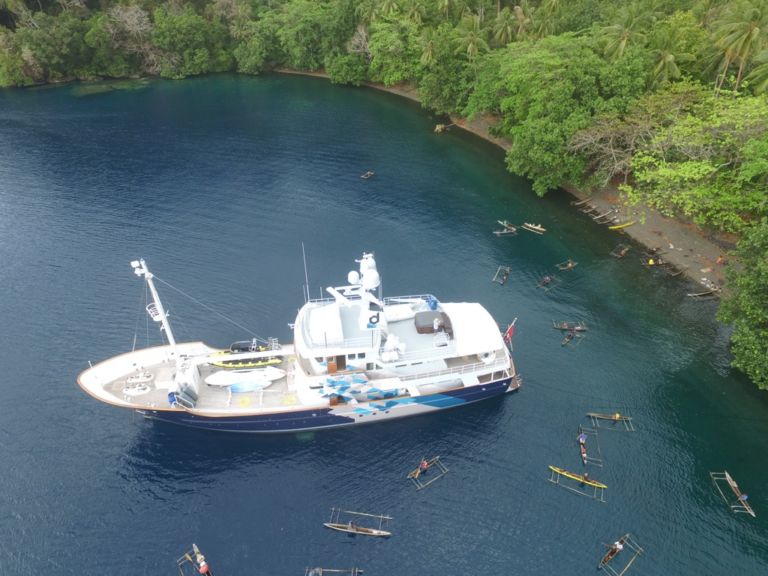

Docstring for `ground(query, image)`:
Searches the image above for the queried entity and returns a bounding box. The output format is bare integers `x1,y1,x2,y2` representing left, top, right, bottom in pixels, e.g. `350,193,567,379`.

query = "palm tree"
601,4,653,61
493,7,516,46
712,0,768,92
420,28,438,67
375,0,402,20
746,48,768,93
536,0,560,38
512,3,534,41
649,27,693,87
454,14,489,63
404,0,427,25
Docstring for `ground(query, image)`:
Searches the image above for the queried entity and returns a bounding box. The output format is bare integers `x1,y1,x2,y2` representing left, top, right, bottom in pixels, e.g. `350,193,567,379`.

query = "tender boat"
77,252,521,433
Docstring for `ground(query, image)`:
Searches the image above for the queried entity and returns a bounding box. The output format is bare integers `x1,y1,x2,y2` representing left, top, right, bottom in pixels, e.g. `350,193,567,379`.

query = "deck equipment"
493,220,518,236
552,320,588,332
587,412,635,431
556,259,578,271
492,266,512,285
324,508,393,537
598,534,643,575
577,425,603,467
177,544,213,576
522,222,546,234
610,244,631,259
306,569,363,576
548,465,606,501
710,471,756,517
407,456,449,490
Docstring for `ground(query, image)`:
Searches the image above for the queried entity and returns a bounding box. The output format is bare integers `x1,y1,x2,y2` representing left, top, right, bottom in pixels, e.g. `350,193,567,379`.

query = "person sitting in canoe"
577,432,587,446
603,540,624,563
419,458,429,473
580,443,588,465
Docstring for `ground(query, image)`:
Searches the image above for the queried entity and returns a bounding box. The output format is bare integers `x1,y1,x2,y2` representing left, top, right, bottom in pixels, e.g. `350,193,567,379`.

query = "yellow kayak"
549,466,607,489
609,220,635,230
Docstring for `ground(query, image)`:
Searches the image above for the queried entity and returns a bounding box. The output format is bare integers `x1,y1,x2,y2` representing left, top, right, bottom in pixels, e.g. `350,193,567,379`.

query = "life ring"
369,314,380,325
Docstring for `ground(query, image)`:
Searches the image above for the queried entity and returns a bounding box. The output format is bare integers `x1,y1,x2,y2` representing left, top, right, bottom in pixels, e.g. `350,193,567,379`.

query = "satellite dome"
348,270,361,285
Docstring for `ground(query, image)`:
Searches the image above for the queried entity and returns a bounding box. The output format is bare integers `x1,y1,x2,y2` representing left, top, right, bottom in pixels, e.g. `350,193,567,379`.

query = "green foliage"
275,0,350,70
152,6,233,79
367,17,419,86
325,52,367,85
0,28,32,86
12,12,89,83
466,34,649,194
83,14,135,79
718,217,768,389
417,23,473,114
623,89,768,232
232,17,277,74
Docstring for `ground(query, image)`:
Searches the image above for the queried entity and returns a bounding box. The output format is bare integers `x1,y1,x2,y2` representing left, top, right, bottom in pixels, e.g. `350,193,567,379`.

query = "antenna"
130,259,176,350
302,242,310,303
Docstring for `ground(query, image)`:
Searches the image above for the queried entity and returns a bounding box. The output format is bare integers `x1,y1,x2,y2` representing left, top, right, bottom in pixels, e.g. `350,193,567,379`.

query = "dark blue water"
1,75,767,576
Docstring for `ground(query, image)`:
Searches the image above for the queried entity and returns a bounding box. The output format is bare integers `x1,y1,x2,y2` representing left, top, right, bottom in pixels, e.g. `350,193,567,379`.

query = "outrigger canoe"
522,222,546,234
323,522,391,537
548,466,607,489
608,220,635,230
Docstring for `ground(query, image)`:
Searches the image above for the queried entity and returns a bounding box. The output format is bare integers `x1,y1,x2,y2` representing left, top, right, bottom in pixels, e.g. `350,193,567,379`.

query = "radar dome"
347,270,361,285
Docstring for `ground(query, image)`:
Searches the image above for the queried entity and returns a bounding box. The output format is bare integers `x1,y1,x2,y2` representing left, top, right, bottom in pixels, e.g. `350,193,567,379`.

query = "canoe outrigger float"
710,471,756,517
598,533,644,575
548,465,606,501
493,220,518,236
324,508,393,537
407,456,449,490
588,412,635,432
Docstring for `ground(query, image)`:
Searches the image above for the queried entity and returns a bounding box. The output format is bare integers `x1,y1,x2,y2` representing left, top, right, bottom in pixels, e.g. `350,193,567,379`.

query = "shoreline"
275,69,729,292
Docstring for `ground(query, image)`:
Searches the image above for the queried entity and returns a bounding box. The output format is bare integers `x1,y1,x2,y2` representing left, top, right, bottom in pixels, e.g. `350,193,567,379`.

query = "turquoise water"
0,75,766,575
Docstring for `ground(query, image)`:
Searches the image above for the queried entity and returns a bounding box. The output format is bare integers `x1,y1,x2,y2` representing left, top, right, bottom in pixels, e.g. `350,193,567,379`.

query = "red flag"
504,319,517,343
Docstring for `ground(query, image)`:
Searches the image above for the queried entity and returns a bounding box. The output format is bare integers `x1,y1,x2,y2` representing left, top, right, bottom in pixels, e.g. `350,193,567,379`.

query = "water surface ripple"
1,75,766,576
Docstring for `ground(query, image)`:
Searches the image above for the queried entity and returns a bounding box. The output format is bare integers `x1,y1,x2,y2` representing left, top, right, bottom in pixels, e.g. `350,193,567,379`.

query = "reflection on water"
1,75,768,576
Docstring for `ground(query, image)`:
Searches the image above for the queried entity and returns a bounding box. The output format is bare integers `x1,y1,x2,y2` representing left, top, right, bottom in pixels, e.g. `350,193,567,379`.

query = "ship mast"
131,259,176,349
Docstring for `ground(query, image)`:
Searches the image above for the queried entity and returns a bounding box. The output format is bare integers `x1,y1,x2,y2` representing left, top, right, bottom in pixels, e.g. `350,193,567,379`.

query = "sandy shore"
276,69,730,292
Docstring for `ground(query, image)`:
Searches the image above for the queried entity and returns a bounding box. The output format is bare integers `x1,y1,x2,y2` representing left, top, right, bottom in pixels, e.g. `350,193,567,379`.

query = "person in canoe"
580,443,588,465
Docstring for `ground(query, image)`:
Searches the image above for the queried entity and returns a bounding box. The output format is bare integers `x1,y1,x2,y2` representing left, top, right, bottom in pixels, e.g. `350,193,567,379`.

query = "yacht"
78,253,520,432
